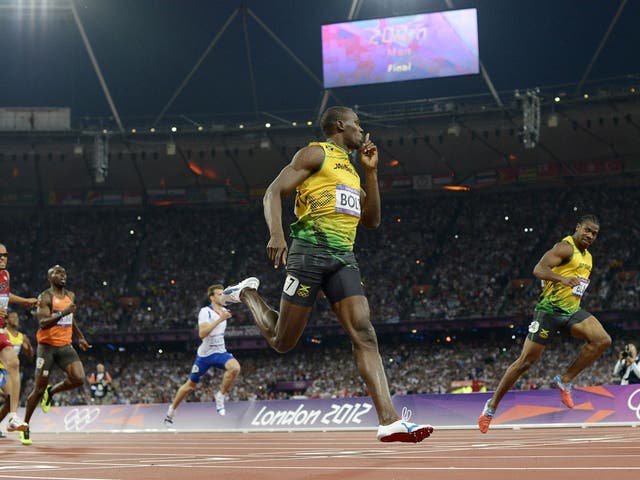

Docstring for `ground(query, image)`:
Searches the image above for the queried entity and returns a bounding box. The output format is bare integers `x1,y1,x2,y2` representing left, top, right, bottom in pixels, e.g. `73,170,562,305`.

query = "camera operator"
613,343,640,385
89,363,114,405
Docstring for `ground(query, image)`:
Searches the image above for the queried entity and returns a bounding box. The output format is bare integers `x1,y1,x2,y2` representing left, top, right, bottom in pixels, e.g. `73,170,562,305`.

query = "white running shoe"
223,277,260,303
376,407,433,443
7,416,28,433
163,414,174,426
215,391,226,416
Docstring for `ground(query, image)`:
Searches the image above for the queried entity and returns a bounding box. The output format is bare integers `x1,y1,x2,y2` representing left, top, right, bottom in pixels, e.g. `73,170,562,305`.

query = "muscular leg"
50,360,85,397
0,393,9,422
220,358,240,395
170,379,197,410
332,295,397,426
240,289,312,353
24,373,49,423
487,339,546,411
0,348,21,415
561,316,611,384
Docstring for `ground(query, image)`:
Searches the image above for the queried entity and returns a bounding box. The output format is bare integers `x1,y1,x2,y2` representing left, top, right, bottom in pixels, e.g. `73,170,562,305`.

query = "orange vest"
37,293,74,347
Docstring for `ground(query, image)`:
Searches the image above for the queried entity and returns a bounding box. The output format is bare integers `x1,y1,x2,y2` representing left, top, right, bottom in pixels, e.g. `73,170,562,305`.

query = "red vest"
0,270,10,329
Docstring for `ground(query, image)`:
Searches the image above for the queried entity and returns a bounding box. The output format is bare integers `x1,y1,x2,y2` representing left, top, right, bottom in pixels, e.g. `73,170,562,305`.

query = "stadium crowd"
28,333,627,407
1,184,638,407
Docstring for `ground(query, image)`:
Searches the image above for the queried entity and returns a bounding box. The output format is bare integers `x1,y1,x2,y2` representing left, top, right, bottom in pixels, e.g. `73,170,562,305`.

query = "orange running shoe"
478,399,495,434
554,375,574,408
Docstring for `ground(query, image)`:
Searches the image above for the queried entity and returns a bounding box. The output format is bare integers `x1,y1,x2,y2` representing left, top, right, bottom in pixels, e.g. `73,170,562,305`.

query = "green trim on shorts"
526,308,592,345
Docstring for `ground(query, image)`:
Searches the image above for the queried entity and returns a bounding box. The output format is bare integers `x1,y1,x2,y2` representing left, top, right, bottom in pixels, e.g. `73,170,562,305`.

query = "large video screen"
321,9,479,88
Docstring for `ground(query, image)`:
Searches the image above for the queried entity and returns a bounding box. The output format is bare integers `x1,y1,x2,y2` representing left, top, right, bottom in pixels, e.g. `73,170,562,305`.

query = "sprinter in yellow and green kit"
478,214,611,433
223,106,433,443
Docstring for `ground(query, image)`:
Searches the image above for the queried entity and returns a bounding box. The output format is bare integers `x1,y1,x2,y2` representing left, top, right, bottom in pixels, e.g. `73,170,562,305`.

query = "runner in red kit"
0,243,38,433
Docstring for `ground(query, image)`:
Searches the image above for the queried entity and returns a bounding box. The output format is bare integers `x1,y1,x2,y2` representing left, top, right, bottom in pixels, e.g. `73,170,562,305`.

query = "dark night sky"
0,0,637,123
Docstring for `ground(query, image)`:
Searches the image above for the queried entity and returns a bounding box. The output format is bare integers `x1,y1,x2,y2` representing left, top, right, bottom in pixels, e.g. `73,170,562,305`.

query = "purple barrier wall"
16,385,640,433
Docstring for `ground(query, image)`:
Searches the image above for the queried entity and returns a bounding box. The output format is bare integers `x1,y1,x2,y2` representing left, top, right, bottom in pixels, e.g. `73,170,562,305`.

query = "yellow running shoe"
20,429,32,446
41,385,53,413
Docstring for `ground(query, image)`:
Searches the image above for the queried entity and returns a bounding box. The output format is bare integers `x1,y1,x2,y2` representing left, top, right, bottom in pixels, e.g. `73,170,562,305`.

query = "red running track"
1,427,639,480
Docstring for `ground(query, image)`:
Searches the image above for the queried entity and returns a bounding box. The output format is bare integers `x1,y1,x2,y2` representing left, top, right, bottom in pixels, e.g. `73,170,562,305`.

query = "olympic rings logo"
626,389,640,420
63,407,101,431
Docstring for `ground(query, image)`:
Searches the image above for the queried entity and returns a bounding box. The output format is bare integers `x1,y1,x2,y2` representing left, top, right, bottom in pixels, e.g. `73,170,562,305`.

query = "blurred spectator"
28,332,617,407
612,343,640,385
0,184,638,407
89,363,114,405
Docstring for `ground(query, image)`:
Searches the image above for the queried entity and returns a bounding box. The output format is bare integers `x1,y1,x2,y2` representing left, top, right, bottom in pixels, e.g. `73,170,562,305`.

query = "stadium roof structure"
0,0,638,127
0,0,639,192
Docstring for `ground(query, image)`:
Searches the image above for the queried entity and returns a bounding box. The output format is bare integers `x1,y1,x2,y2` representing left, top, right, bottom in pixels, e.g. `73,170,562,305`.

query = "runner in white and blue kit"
164,284,241,425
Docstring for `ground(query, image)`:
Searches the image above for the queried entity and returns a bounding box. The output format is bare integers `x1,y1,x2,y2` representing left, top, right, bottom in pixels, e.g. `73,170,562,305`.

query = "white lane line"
150,465,640,471
0,466,57,470
0,476,118,480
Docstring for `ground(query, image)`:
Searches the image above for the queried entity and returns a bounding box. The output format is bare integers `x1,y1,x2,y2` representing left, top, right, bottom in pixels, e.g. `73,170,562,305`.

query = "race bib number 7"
335,184,361,218
571,277,590,298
